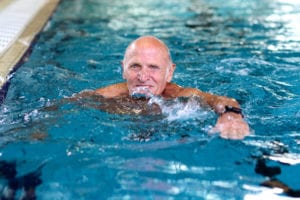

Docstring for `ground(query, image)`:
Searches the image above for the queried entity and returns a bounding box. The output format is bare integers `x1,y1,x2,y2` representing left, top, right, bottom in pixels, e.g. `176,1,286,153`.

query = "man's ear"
167,64,176,82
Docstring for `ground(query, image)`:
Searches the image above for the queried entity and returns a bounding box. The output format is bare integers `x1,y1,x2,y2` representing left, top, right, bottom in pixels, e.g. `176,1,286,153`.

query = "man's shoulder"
95,82,129,98
163,83,203,98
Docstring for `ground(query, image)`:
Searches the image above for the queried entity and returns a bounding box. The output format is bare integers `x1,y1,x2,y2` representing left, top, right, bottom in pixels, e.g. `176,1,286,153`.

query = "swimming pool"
1,0,300,199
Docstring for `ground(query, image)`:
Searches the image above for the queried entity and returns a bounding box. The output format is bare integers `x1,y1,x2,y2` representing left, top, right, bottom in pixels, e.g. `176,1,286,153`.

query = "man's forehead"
123,36,172,64
125,48,168,64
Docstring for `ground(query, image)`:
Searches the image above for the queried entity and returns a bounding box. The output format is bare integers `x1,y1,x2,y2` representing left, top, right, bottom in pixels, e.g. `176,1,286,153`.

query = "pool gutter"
0,0,60,102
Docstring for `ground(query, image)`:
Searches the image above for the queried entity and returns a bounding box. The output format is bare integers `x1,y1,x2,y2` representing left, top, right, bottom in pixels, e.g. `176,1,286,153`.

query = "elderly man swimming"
82,36,250,139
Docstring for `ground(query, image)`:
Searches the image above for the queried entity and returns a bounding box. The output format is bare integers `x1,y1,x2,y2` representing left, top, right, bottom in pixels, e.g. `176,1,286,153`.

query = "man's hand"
210,112,250,140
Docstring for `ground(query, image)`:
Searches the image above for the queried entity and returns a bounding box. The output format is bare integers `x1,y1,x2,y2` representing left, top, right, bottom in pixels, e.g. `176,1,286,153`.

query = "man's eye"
149,65,159,70
130,64,140,69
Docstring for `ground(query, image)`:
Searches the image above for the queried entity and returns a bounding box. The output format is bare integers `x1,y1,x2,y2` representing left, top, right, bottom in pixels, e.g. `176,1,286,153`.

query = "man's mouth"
137,85,151,88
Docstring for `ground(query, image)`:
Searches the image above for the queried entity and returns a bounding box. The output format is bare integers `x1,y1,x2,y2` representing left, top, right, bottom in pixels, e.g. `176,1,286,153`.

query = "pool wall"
0,0,60,102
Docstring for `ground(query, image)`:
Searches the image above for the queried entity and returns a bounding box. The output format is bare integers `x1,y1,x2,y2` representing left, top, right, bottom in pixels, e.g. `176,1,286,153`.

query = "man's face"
122,42,175,96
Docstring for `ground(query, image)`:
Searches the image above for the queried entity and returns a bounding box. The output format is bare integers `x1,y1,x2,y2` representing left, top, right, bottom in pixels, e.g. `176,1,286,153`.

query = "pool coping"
0,0,60,93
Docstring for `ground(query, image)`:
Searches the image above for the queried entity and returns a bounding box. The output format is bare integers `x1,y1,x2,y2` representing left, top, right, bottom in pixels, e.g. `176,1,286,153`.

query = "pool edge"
0,0,61,102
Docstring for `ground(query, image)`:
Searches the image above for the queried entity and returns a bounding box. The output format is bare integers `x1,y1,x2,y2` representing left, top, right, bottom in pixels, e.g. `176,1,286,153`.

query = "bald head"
121,36,176,96
123,36,173,66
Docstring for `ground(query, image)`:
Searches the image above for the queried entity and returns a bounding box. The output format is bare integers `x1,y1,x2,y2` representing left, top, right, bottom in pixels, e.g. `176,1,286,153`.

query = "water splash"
148,96,213,122
131,86,154,99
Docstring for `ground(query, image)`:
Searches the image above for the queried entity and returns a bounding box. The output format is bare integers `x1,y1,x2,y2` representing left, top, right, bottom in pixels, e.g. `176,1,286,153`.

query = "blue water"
1,0,300,199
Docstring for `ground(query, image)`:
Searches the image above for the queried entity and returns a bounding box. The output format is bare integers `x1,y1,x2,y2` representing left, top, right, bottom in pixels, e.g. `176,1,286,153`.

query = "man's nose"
137,68,149,82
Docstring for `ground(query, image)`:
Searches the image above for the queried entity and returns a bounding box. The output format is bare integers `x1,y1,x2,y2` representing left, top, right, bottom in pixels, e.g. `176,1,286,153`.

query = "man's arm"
164,84,250,139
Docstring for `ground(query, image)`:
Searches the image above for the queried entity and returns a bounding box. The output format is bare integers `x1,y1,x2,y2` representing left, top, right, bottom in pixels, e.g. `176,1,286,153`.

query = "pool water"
1,0,300,199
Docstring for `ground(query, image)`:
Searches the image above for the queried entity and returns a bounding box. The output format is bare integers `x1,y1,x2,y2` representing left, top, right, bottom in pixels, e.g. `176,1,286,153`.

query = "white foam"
148,96,211,122
268,153,300,165
131,86,153,98
243,184,295,200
